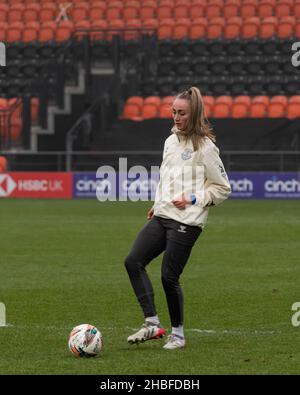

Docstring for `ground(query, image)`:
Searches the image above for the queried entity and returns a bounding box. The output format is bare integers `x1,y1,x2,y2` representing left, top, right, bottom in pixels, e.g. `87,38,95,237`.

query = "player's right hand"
147,207,154,220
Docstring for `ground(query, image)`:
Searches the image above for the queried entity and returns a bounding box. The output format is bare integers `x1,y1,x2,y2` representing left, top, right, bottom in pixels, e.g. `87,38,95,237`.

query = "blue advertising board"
73,172,300,200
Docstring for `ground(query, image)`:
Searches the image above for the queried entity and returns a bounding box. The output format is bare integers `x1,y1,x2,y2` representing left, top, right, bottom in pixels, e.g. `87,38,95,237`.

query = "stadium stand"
0,0,299,167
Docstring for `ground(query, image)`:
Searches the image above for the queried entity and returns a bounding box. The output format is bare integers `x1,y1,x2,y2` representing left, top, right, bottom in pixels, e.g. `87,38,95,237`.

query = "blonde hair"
176,86,215,151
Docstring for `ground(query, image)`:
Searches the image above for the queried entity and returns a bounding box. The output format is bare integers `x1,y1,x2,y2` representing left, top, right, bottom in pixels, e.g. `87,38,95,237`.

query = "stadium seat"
141,103,159,119
123,1,139,21
157,1,173,20
207,17,224,39
213,102,231,118
55,20,74,42
268,102,286,118
231,102,249,118
277,16,295,38
158,18,174,39
0,156,8,172
240,0,257,18
159,103,172,118
257,0,275,17
189,0,206,19
203,96,215,117
241,17,260,38
189,17,207,39
23,21,39,42
38,21,56,42
106,1,123,20
224,17,242,39
0,21,7,41
144,96,161,107
89,19,107,40
6,21,23,42
161,95,175,105
173,18,189,39
123,102,142,120
294,0,300,17
71,2,90,22
140,2,156,20
89,2,106,20
249,96,269,117
124,19,142,40
39,3,57,23
7,3,25,23
23,3,40,22
275,0,293,17
270,95,288,106
0,4,8,22
287,96,300,118
206,0,223,18
223,0,240,18
126,96,144,108
259,17,278,38
174,1,189,19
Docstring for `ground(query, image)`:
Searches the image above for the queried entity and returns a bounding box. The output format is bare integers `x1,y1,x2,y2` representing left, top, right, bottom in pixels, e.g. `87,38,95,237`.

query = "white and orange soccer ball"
68,324,103,357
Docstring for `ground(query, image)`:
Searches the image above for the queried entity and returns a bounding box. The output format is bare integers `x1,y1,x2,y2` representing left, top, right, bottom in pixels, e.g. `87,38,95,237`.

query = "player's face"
172,98,191,131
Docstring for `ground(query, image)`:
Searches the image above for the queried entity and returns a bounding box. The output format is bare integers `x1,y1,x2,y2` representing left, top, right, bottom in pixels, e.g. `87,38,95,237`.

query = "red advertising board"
0,172,72,199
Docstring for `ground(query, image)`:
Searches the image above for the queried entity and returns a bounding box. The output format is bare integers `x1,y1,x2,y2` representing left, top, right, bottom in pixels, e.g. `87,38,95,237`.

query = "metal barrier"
1,150,299,172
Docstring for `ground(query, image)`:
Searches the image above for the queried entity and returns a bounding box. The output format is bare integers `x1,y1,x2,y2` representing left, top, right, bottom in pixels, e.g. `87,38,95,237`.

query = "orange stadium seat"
215,95,233,106
240,0,257,18
159,103,172,118
39,3,57,23
259,16,278,38
124,18,142,40
141,103,158,119
23,21,39,42
0,156,8,172
257,0,275,18
174,1,189,19
126,96,144,108
207,17,225,39
173,17,189,39
203,96,215,117
123,1,140,21
275,0,293,17
7,3,25,22
140,1,156,20
0,4,8,22
270,95,288,106
213,102,231,118
232,96,249,118
144,96,161,107
249,96,269,118
157,1,173,20
268,102,286,118
287,96,300,118
123,103,142,120
89,19,107,40
39,21,56,41
277,16,295,38
158,18,174,39
6,21,23,42
294,0,300,17
75,20,91,39
189,0,206,19
55,20,74,42
189,17,207,39
107,18,124,40
0,21,7,41
71,3,90,22
106,1,123,20
206,0,223,18
142,18,159,33
241,16,260,38
224,16,242,39
223,0,240,18
89,2,106,20
23,3,40,22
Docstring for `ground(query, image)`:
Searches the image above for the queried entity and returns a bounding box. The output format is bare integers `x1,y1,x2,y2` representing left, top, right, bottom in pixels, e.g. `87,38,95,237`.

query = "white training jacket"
153,129,231,228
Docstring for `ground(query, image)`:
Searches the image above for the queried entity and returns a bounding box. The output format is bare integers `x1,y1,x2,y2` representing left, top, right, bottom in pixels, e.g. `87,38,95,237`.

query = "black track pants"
124,216,202,327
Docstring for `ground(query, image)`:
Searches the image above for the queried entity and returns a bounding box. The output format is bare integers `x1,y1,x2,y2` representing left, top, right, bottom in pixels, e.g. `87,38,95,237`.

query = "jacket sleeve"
201,145,231,207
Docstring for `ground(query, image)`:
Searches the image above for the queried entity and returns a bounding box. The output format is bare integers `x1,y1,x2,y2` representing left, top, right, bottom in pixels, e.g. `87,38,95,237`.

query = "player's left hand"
172,193,192,210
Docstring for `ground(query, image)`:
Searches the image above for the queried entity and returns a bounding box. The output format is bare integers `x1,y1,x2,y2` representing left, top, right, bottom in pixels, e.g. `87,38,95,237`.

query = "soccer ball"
68,324,103,357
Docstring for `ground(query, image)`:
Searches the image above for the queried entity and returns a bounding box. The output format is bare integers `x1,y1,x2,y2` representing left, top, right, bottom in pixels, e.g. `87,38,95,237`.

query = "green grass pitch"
0,199,300,375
